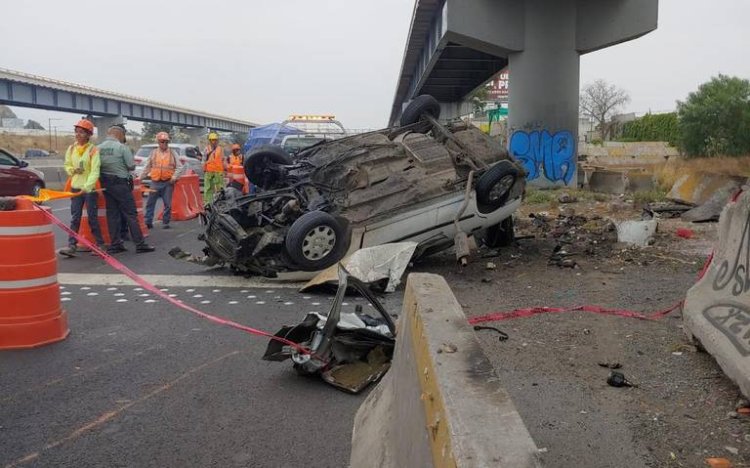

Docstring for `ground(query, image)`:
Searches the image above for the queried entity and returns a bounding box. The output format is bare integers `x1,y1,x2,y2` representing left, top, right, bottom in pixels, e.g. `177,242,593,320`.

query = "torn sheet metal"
262,265,396,393
301,242,417,293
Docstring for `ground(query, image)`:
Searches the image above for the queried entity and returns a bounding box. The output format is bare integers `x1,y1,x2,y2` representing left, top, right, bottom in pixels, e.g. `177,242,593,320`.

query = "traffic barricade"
0,197,69,349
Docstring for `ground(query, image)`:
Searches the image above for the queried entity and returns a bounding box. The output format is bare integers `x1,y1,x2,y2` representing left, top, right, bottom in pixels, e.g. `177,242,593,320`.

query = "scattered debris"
642,202,692,219
439,343,458,354
616,220,658,247
736,407,750,416
735,398,749,410
473,325,509,342
675,227,694,239
262,265,396,394
558,192,578,204
583,328,591,335
606,371,635,388
705,457,733,468
597,361,622,369
485,262,497,270
725,446,739,456
481,277,493,283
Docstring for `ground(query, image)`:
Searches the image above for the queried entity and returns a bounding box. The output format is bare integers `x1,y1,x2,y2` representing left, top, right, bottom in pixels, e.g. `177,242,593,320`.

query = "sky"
2,0,749,133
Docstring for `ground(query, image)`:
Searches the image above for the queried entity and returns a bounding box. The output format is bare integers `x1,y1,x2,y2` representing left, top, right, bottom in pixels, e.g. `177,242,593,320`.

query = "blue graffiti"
509,130,576,185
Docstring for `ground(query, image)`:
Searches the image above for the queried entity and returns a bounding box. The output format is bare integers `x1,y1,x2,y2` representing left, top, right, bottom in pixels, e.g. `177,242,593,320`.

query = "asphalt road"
1,198,403,467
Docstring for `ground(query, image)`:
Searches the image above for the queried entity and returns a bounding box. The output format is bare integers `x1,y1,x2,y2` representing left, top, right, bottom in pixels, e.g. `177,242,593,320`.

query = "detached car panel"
189,95,526,277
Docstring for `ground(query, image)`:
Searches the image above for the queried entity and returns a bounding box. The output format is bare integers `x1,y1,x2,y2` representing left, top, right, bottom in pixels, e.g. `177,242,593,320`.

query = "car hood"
23,167,44,180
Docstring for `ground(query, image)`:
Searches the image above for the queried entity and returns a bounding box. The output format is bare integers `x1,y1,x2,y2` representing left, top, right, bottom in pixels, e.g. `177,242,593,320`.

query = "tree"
24,119,45,130
677,74,750,157
579,79,631,141
142,122,173,141
621,112,679,146
231,132,247,146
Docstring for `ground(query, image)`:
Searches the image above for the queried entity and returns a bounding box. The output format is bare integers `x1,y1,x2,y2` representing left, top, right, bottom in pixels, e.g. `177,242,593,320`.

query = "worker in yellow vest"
202,132,225,204
58,119,105,257
142,132,185,229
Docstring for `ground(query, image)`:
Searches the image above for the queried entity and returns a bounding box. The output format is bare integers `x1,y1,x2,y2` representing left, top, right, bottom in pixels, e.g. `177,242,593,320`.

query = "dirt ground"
416,191,749,468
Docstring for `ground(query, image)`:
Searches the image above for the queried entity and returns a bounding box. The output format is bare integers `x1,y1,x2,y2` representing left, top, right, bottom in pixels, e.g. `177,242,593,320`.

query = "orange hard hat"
156,131,170,142
74,119,95,134
231,144,241,151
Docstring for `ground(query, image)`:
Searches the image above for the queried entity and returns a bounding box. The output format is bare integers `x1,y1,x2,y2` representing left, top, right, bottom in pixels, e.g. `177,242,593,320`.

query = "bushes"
621,113,679,145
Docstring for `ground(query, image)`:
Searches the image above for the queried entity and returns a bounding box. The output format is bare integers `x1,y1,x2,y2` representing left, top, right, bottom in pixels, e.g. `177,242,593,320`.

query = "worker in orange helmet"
228,144,243,166
202,132,226,203
142,131,186,229
59,119,105,257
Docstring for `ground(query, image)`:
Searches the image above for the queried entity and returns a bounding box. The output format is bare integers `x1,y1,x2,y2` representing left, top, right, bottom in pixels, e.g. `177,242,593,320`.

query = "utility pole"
48,118,61,152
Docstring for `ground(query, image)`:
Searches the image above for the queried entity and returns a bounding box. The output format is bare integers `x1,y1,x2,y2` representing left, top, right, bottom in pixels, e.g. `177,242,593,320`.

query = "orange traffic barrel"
133,178,150,236
0,198,69,349
162,173,203,221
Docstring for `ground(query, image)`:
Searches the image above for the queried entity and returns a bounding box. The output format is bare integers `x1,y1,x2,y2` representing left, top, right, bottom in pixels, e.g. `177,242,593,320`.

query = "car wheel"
399,95,441,126
484,216,515,248
244,145,292,190
285,211,348,271
32,182,43,197
476,161,519,209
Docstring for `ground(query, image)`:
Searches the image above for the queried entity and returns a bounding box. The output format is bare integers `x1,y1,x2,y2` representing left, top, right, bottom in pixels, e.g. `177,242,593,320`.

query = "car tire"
399,95,441,126
244,145,292,189
32,182,43,197
285,211,348,271
484,216,515,248
475,161,519,209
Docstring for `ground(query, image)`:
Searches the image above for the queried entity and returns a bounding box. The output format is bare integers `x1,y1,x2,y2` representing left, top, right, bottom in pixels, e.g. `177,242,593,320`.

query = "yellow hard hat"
208,132,219,140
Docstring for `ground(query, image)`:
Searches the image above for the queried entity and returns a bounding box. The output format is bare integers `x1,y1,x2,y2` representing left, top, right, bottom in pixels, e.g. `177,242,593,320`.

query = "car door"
184,146,204,179
0,149,23,196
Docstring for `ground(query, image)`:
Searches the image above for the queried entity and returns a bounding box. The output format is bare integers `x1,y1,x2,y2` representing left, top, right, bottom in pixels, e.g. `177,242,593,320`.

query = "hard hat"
208,132,219,140
156,131,171,142
74,119,95,134
231,144,241,151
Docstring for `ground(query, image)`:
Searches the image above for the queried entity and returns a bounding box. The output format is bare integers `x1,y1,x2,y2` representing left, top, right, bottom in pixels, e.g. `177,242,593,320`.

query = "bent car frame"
194,95,526,277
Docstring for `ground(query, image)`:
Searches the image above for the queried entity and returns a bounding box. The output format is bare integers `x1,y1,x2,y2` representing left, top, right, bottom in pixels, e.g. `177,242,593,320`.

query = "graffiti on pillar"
509,129,576,184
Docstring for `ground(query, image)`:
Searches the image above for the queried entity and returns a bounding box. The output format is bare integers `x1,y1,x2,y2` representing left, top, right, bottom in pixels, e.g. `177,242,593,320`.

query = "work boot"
162,224,171,229
58,246,77,258
146,222,154,229
107,244,128,254
136,243,156,253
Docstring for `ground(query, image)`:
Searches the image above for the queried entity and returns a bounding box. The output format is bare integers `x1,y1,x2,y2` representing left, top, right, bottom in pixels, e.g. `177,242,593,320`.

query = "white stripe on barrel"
0,225,54,236
0,274,58,289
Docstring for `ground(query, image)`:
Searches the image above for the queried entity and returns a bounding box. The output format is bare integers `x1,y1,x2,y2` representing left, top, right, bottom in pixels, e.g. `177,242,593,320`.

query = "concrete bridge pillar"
507,0,579,187
184,127,208,147
90,115,126,143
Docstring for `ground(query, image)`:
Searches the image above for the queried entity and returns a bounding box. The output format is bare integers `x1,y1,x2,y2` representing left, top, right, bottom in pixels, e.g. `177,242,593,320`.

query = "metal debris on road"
473,325,509,342
606,371,636,388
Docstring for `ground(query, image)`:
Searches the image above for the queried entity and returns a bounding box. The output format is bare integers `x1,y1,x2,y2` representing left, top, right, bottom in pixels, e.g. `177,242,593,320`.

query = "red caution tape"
36,205,312,355
468,301,684,325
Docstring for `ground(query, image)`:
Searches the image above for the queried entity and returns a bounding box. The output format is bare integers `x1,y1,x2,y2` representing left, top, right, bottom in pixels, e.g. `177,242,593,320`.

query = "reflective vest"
229,154,243,166
204,146,224,173
149,149,177,181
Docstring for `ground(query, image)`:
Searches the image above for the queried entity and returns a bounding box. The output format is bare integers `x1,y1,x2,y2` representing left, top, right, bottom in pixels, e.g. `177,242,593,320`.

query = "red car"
0,148,45,197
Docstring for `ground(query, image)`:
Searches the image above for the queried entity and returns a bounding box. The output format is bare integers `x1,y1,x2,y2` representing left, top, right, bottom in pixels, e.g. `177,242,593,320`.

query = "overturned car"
196,95,526,277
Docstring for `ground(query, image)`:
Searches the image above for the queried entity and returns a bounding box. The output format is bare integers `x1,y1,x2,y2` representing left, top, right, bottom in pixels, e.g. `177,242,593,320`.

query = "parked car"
0,148,45,196
192,95,526,277
24,148,50,158
134,143,204,185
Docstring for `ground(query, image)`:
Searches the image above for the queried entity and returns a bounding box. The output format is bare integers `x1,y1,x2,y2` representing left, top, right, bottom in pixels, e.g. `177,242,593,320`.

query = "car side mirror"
19,160,28,168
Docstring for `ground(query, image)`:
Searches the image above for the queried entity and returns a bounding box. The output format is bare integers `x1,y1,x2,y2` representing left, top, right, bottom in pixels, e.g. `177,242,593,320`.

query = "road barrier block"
684,190,750,397
350,273,540,468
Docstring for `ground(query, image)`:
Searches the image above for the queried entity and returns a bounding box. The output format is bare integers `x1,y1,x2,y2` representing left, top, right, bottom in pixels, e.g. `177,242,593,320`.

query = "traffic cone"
0,198,69,349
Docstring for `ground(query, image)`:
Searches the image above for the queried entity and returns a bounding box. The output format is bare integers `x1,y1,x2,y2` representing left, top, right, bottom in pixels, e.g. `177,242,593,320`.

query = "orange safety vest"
149,149,177,181
229,154,243,166
204,146,224,173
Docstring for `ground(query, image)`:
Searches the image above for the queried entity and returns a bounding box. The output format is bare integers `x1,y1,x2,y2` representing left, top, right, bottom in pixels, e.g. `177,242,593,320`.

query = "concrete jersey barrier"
683,190,750,397
350,273,540,468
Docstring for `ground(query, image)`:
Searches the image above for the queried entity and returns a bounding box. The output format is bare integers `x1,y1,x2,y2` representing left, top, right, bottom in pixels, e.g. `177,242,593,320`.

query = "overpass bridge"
0,67,257,141
390,0,658,187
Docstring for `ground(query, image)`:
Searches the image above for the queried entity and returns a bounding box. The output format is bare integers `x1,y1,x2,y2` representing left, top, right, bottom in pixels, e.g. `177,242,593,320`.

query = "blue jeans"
69,189,104,247
145,180,174,225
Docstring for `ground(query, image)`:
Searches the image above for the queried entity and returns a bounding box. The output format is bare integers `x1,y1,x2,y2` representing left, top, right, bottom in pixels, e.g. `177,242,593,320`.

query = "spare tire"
399,95,441,126
285,211,349,271
244,145,292,190
476,160,520,209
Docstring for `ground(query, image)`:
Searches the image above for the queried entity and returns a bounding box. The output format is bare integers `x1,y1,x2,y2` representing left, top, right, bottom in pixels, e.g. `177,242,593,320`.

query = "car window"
185,147,199,159
135,147,154,157
0,151,18,166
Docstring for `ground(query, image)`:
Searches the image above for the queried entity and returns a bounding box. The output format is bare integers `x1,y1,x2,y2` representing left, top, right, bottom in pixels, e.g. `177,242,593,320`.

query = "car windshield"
135,147,154,158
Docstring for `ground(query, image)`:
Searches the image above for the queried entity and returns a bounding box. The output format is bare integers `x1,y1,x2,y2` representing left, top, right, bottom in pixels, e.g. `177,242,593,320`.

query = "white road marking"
57,273,304,289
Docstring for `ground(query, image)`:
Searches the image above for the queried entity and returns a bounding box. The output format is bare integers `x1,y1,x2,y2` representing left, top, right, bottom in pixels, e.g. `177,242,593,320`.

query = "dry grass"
653,155,750,190
0,133,76,155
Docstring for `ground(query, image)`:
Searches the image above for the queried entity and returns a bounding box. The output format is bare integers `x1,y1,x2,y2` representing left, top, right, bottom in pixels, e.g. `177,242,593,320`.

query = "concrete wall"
350,273,540,468
580,142,679,166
